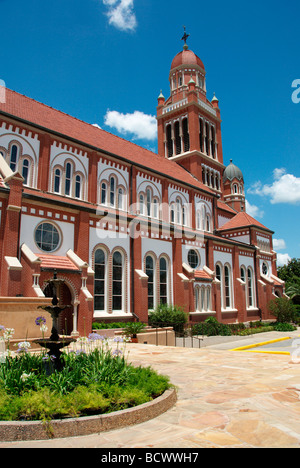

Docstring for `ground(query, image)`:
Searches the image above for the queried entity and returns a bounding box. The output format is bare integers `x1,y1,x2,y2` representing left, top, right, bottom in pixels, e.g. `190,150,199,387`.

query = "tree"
285,277,300,304
277,258,300,283
269,297,297,323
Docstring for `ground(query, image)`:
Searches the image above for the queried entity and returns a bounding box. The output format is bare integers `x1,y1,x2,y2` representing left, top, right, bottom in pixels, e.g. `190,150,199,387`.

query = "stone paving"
1,330,300,448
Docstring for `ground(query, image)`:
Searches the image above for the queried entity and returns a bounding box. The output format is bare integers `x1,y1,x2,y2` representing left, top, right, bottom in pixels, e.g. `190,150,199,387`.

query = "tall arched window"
22,159,30,185
54,169,61,193
65,162,72,196
101,182,107,205
240,266,246,283
153,199,158,218
224,265,232,308
139,194,144,215
159,257,168,305
146,255,155,310
10,145,18,172
112,251,123,311
94,249,106,311
146,188,152,216
118,188,124,210
110,177,116,207
247,268,254,308
75,175,81,199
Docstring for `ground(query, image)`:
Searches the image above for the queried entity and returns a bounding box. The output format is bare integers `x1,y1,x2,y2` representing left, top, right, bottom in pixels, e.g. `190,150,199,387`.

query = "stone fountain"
34,270,76,372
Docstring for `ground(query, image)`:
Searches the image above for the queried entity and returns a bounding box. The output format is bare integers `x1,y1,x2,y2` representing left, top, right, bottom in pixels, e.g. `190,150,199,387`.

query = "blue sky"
1,0,300,265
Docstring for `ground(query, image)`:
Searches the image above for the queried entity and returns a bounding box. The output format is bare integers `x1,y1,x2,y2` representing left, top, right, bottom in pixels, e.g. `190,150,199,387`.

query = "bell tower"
157,31,225,195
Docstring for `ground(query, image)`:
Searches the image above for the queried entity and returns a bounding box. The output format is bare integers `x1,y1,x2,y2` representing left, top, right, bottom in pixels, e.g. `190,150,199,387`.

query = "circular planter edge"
0,388,177,442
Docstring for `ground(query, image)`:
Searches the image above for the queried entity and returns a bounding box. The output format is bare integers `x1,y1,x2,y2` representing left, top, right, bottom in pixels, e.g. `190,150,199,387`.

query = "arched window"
146,188,152,216
166,124,173,158
65,162,72,196
200,287,205,311
206,214,211,232
112,251,123,311
206,287,211,311
110,177,116,207
10,145,18,172
22,159,30,185
159,257,168,305
182,205,187,226
146,255,155,310
224,265,232,308
54,169,61,194
75,175,81,199
240,266,246,283
247,268,254,308
118,188,124,210
153,198,158,218
139,194,144,215
170,204,175,223
101,182,107,205
94,249,106,311
176,197,182,224
182,118,190,152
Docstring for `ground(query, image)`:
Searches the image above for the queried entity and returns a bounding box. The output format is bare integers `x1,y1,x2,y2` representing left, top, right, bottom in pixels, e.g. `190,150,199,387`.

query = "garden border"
0,388,177,442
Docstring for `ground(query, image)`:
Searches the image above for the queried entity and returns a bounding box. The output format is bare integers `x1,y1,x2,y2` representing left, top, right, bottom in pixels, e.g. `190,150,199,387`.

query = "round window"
35,222,61,252
262,262,268,276
188,250,200,269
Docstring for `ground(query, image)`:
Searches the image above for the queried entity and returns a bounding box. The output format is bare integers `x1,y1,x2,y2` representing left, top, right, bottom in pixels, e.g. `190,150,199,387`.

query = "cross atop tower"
181,26,190,50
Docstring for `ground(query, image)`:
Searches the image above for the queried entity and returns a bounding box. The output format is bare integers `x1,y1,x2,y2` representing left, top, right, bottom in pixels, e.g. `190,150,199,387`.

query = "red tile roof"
217,200,237,215
194,270,212,281
38,255,80,271
218,211,273,233
0,88,213,195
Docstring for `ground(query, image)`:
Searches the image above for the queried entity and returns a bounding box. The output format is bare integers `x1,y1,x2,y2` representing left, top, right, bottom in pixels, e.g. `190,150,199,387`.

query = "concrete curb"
0,388,177,442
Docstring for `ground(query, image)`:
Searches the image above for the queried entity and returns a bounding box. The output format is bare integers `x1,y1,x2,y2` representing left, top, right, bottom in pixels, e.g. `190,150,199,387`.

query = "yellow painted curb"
230,336,291,352
242,350,290,356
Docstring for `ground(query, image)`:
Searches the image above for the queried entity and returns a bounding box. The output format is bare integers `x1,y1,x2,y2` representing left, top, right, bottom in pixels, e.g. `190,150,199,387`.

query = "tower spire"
181,26,190,50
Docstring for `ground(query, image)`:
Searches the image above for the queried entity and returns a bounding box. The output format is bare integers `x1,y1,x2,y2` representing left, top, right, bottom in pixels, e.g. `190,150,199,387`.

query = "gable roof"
0,88,213,196
218,211,273,233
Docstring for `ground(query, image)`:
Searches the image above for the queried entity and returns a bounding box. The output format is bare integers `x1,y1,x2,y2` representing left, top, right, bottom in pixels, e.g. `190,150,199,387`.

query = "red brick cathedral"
0,39,284,337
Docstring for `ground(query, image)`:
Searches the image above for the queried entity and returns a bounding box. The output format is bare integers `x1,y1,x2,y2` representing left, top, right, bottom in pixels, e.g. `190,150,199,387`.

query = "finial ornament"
181,26,190,49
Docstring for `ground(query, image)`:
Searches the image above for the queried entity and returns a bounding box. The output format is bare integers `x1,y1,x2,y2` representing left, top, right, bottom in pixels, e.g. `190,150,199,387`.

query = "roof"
38,255,80,271
223,160,244,182
194,270,212,281
0,88,213,196
218,211,273,233
217,200,237,215
171,49,205,71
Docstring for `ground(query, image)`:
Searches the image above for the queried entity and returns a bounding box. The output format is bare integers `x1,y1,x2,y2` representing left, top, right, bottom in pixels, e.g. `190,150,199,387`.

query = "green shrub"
269,297,297,323
92,322,126,330
274,322,297,332
192,317,231,337
148,304,188,333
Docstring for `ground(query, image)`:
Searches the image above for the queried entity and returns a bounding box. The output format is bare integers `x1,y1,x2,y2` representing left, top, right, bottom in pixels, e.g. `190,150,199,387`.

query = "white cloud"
277,252,291,267
273,239,287,251
248,168,300,204
102,0,137,31
245,200,264,219
104,110,157,141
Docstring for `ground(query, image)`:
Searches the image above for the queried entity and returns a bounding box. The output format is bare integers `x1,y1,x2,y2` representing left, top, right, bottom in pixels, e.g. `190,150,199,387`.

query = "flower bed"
0,324,172,422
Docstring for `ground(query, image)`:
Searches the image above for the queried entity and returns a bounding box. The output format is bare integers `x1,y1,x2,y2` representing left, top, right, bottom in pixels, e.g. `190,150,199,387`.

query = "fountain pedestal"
33,271,76,373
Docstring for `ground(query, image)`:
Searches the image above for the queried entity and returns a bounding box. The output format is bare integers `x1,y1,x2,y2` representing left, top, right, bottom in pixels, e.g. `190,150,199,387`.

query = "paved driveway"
1,331,300,448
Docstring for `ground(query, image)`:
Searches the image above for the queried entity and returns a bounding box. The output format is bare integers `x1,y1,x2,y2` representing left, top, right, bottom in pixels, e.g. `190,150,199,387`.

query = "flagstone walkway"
2,330,300,448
